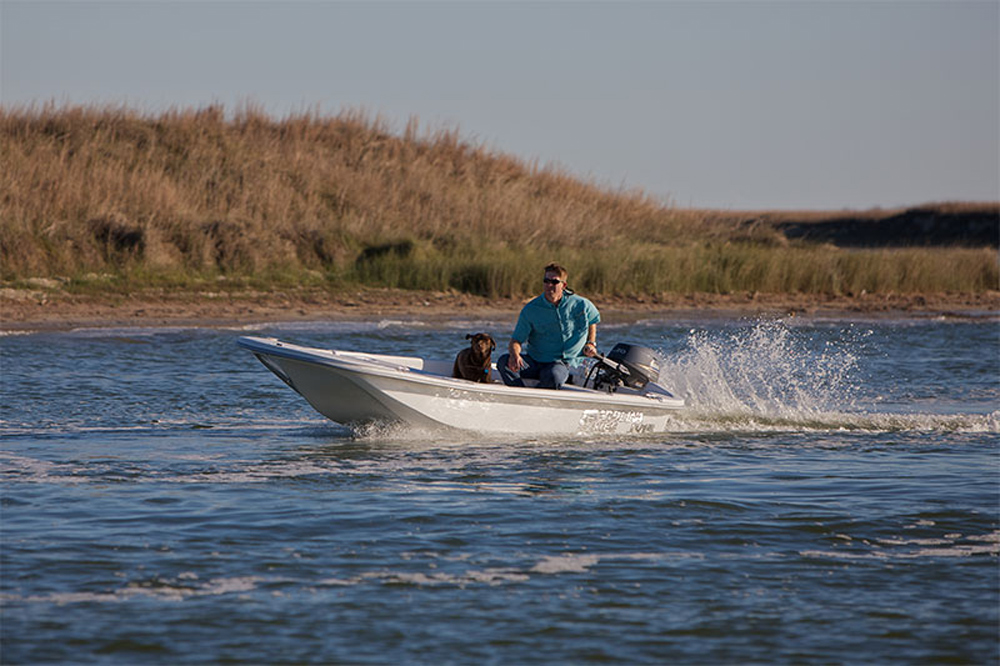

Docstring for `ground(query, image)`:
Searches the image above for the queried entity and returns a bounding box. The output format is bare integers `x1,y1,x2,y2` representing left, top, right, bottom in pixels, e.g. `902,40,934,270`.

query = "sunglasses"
543,278,563,285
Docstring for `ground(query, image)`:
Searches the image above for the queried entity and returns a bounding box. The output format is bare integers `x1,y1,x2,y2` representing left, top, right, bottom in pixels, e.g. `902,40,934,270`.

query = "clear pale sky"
2,0,997,210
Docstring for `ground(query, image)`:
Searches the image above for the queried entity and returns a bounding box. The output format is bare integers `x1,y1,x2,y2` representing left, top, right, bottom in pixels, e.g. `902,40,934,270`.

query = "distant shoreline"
2,288,997,332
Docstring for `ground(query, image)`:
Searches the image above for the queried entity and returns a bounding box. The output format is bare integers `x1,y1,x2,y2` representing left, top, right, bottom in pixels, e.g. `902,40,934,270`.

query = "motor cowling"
587,343,661,392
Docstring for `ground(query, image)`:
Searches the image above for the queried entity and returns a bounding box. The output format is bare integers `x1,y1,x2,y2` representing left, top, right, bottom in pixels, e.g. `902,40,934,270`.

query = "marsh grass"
1,103,996,298
350,244,998,297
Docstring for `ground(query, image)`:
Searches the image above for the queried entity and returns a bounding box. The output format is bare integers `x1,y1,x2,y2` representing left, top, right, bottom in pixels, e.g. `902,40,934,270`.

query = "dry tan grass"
1,103,996,297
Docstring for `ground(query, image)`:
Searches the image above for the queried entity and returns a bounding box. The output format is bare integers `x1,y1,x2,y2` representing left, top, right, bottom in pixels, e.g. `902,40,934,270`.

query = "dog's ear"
488,336,496,352
465,333,473,340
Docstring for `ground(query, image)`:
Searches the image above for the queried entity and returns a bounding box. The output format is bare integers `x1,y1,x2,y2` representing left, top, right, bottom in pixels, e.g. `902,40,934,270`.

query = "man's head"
543,263,568,304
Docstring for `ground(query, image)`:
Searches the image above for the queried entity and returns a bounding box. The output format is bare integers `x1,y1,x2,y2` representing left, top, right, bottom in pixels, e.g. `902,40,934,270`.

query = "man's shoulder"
564,293,598,309
521,295,550,312
563,293,601,323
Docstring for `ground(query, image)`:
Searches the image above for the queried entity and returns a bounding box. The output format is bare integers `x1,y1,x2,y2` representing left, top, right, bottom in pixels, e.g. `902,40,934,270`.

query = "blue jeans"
497,353,570,390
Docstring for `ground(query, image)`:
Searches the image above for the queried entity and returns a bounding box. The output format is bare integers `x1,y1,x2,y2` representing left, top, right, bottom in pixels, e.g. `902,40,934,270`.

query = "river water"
1,314,997,664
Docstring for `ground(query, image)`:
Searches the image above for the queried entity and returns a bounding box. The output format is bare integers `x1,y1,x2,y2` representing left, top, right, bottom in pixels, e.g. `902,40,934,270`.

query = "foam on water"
800,528,1000,561
658,319,998,434
663,319,866,416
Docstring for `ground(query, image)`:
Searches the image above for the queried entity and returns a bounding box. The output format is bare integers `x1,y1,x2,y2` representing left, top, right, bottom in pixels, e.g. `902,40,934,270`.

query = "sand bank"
2,287,997,332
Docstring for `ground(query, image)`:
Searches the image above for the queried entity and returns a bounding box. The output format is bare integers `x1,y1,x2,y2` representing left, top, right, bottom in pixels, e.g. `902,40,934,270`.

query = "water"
1,314,997,664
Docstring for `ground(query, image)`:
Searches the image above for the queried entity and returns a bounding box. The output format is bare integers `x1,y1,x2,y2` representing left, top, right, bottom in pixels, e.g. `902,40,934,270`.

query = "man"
497,263,600,390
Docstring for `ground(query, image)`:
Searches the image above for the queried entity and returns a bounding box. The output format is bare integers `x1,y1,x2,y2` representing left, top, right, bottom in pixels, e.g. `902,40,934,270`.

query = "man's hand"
507,340,525,372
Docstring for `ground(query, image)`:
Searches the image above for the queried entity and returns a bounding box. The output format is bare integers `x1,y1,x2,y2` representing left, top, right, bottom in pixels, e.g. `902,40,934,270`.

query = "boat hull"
238,336,685,435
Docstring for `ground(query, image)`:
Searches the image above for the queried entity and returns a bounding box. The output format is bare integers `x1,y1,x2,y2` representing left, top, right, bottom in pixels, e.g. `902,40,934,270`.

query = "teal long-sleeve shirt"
511,293,600,363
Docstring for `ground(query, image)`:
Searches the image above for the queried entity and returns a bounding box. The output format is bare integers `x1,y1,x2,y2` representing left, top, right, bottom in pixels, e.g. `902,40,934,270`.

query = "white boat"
238,336,685,435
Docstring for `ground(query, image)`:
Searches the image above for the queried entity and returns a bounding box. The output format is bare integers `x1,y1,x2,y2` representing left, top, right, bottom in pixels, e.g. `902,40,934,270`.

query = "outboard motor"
586,343,661,393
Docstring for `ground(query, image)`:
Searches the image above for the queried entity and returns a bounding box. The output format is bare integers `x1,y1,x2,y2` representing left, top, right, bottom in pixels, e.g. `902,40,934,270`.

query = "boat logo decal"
579,409,651,434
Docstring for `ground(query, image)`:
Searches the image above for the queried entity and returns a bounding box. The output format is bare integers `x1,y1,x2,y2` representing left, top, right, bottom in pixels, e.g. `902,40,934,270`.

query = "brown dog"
452,333,495,383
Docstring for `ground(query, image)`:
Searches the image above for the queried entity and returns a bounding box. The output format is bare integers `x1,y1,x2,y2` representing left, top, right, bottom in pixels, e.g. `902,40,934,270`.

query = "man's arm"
507,339,525,372
583,324,598,357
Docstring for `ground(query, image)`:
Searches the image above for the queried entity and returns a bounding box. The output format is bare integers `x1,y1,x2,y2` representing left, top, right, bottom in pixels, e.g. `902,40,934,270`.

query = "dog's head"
465,333,496,363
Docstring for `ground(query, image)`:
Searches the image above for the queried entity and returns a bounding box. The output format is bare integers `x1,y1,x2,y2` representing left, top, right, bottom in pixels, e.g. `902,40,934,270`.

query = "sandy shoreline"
2,287,998,332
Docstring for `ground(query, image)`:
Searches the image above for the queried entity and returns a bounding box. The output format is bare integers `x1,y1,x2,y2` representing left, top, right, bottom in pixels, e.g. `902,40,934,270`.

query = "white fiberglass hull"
238,336,685,435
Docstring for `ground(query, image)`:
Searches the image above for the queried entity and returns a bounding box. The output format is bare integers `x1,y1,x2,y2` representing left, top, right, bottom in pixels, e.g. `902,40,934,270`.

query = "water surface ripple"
1,317,997,664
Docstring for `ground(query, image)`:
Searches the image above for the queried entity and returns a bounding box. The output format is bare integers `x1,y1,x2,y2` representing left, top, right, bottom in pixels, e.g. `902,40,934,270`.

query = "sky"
2,0,998,211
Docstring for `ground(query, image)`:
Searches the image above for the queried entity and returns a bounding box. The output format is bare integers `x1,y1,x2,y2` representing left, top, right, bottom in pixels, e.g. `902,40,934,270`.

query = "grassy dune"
2,103,996,299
